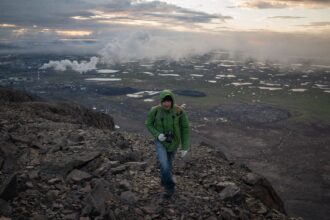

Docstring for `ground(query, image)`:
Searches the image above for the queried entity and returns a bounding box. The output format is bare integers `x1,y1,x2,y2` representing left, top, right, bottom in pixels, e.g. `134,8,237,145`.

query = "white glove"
158,133,166,142
181,150,188,158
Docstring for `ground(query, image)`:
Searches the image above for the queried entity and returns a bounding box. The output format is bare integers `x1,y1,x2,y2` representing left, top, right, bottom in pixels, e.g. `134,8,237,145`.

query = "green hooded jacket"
145,90,190,152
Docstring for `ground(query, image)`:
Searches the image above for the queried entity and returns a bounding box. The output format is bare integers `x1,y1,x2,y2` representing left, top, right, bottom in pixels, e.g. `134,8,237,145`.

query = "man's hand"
180,150,188,158
158,133,166,142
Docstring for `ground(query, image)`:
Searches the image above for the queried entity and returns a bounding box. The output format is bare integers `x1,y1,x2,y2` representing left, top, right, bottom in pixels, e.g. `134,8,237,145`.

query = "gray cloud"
242,0,330,9
1,0,330,66
0,0,88,28
298,21,330,26
268,16,306,19
0,0,227,26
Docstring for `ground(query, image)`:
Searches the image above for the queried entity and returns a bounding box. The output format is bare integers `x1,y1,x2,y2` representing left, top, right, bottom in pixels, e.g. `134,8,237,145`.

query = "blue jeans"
155,140,176,192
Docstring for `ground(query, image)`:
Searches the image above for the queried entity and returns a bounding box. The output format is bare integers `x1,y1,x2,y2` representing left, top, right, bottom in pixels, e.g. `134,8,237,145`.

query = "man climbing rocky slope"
0,87,299,219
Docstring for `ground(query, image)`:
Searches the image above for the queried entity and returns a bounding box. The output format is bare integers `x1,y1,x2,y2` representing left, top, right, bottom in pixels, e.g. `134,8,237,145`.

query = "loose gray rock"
0,198,12,216
111,165,127,175
118,180,131,191
219,184,241,200
82,179,113,217
125,161,147,171
243,172,262,185
66,169,92,183
120,191,136,205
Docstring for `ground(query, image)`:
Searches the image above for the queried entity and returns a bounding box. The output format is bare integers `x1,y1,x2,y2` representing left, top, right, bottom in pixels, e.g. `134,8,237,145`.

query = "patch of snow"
258,87,282,91
219,64,237,67
260,81,281,86
290,88,307,92
158,73,179,77
315,84,328,87
127,91,159,98
312,65,330,69
216,117,228,123
207,80,217,83
97,69,120,74
140,64,153,67
127,94,143,98
231,82,252,86
194,65,204,68
143,99,154,102
143,72,154,76
85,78,122,81
215,74,236,79
190,74,204,77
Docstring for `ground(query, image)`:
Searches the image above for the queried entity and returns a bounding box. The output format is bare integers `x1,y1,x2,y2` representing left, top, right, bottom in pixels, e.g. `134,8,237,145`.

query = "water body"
93,86,139,96
173,90,206,97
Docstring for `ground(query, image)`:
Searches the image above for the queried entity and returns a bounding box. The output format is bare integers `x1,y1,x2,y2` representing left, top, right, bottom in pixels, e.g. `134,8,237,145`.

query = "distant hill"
0,87,299,219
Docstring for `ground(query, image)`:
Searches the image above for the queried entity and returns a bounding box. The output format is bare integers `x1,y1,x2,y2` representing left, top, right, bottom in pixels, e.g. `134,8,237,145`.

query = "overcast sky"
1,0,330,63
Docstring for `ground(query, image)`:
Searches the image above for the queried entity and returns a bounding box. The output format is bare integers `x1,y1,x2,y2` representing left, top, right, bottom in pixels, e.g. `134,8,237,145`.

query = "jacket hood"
159,90,175,108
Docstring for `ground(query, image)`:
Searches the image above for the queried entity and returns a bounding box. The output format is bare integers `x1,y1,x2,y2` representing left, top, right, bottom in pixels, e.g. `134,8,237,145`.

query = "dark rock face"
24,102,115,130
0,86,35,102
243,173,286,214
0,174,17,201
0,88,297,219
40,151,101,176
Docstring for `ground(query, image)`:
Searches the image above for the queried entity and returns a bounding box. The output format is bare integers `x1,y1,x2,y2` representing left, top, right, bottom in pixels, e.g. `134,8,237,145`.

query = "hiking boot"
163,189,175,199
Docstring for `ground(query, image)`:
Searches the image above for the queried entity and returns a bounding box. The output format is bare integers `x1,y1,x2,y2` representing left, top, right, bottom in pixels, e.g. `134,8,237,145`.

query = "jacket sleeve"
145,107,161,139
180,110,190,150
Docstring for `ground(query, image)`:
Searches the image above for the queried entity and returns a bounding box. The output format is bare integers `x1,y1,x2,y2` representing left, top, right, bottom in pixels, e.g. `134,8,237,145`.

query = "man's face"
162,100,172,110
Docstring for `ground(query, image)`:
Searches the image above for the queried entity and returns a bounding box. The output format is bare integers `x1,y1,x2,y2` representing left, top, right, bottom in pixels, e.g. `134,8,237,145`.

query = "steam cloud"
98,31,215,63
40,31,218,73
40,56,99,73
40,30,330,73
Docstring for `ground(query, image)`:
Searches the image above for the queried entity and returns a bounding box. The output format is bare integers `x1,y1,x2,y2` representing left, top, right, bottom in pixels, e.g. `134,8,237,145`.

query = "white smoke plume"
40,56,99,73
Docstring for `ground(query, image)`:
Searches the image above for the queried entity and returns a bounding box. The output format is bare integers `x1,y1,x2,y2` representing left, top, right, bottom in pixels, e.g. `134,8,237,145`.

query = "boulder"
93,160,112,177
66,169,92,183
0,158,3,170
40,151,101,176
248,175,286,213
125,161,147,171
0,174,17,201
0,198,12,216
118,180,131,191
242,172,262,185
219,184,244,204
221,207,236,220
120,191,137,205
111,165,127,175
82,179,113,218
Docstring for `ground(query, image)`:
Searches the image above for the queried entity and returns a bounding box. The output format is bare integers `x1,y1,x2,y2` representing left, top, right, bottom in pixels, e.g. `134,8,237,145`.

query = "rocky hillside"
0,87,299,220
